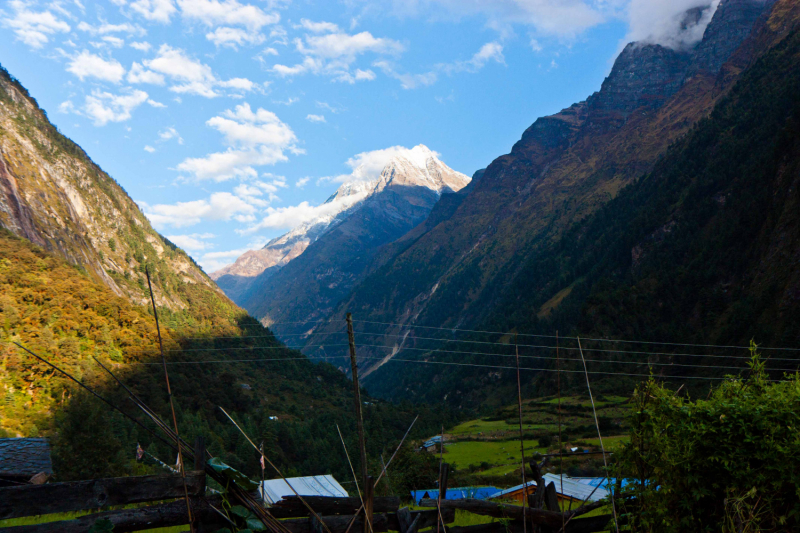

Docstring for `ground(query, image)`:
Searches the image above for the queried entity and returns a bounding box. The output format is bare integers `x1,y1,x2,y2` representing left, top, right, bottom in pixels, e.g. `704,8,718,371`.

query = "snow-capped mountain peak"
211,145,469,295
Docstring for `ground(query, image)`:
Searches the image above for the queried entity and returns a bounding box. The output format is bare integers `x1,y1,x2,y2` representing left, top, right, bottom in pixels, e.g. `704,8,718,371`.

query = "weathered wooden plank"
444,516,612,533
419,499,602,530
0,471,206,520
563,515,613,533
364,476,374,533
544,482,559,512
386,508,454,530
271,496,401,517
396,506,413,533
2,496,220,533
282,513,389,533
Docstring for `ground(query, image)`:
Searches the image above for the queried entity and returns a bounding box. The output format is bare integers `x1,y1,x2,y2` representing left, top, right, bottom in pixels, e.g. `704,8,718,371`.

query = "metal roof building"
0,438,53,487
490,475,609,503
410,486,499,505
259,475,348,505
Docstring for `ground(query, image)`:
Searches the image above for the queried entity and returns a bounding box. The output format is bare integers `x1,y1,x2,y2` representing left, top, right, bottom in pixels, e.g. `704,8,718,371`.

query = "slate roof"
0,438,53,478
260,475,348,505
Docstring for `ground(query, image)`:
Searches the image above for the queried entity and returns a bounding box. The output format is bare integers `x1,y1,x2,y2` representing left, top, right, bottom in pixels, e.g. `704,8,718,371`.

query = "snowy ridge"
211,144,469,282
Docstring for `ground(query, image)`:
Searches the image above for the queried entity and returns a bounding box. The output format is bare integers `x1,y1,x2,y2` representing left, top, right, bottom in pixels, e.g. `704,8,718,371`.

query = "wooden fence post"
363,475,374,533
194,436,206,471
439,463,450,500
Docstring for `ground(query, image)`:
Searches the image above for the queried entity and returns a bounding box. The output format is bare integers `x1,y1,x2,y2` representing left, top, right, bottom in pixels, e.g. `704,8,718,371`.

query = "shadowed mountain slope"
300,0,797,395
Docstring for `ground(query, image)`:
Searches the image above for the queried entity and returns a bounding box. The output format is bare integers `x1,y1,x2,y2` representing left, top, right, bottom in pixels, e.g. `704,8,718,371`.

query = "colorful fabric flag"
260,454,265,470
136,443,144,461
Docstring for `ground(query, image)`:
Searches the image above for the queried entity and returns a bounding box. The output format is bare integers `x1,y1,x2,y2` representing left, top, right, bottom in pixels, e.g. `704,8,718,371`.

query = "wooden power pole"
346,313,370,532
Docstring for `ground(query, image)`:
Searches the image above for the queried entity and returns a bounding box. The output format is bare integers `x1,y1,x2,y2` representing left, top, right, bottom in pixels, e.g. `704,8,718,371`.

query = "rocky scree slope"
302,0,784,387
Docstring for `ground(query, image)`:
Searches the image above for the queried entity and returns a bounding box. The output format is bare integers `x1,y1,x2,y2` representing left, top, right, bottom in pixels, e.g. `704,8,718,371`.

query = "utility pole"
346,313,369,491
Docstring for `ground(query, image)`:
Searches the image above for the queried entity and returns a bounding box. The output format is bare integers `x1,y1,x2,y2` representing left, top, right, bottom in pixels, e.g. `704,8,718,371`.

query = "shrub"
616,344,800,532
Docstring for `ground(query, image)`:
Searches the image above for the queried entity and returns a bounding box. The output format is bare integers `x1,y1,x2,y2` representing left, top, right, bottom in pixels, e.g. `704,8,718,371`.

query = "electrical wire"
350,319,800,352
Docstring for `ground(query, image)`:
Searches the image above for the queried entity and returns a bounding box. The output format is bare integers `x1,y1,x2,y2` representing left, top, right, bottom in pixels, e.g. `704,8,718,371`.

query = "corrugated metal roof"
260,475,348,505
410,486,499,504
542,474,609,502
422,436,442,448
490,475,609,503
0,438,53,477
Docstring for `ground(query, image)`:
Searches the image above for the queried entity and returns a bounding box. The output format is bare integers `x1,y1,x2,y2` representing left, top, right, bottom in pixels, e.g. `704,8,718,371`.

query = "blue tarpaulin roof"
410,486,499,505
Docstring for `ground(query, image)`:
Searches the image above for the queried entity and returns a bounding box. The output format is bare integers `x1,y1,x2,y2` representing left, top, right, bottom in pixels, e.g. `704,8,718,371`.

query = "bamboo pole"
514,333,528,533
145,268,194,532
346,313,369,490
576,338,619,533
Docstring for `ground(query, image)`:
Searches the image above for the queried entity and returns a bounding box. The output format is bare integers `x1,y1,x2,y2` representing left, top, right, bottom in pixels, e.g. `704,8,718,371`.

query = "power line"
350,320,800,352
344,331,800,362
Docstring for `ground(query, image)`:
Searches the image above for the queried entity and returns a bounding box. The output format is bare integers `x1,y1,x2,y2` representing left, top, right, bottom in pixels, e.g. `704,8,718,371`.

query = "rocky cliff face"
230,146,469,336
301,0,780,382
0,65,228,311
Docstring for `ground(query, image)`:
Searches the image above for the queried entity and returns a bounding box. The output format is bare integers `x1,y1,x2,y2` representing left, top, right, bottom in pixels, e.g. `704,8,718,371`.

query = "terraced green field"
439,395,630,482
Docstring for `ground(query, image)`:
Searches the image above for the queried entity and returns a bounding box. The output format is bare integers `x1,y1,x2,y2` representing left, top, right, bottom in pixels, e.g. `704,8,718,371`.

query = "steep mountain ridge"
212,146,468,307
366,15,800,406
212,180,375,302
235,147,470,336
301,0,781,382
0,66,222,312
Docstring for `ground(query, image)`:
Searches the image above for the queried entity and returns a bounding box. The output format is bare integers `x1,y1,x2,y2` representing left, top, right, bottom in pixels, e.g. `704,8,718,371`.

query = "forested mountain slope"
301,0,800,400
358,4,800,406
0,65,441,481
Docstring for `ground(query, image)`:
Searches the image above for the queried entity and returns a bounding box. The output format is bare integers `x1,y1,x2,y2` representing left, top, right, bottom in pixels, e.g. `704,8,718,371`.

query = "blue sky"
0,0,718,272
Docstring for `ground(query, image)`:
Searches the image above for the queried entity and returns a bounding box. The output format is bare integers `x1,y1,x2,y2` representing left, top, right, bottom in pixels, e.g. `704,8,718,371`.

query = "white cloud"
82,89,150,125
128,0,177,23
77,21,146,36
67,51,126,83
4,0,70,49
306,114,325,123
177,0,280,31
128,62,166,84
159,126,183,143
627,0,719,50
242,179,368,233
218,77,255,91
140,192,257,228
296,19,339,33
166,233,215,250
176,102,299,181
199,247,254,271
389,0,606,38
147,98,166,108
102,36,125,48
342,144,439,182
440,41,505,74
295,177,310,187
273,97,299,106
373,61,437,89
354,68,376,80
130,41,152,51
143,44,257,97
272,30,403,81
316,101,342,114
206,27,266,47
144,145,156,152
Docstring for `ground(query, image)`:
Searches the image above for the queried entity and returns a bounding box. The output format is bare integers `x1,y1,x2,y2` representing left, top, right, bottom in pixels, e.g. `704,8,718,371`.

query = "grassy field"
437,394,630,486
0,510,188,532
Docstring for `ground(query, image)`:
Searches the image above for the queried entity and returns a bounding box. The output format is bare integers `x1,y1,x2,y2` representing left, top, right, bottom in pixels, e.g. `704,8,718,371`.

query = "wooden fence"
0,456,612,533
